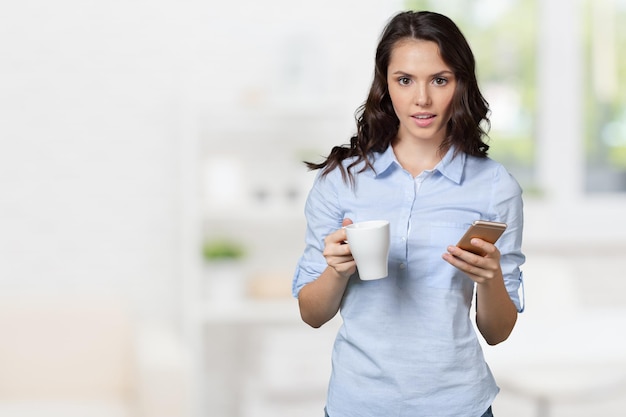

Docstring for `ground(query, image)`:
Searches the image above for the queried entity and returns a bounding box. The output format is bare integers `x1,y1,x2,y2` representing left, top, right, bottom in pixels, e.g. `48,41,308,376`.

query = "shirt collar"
371,145,399,177
372,144,465,184
435,145,465,184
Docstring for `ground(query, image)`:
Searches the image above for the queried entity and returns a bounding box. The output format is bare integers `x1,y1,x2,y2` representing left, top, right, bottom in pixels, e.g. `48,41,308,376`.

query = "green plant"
202,238,246,261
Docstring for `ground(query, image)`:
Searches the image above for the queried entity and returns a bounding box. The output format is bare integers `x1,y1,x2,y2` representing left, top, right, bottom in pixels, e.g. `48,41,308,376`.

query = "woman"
293,11,525,417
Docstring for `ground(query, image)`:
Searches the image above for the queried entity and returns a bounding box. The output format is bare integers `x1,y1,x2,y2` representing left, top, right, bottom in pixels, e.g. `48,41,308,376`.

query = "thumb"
342,218,353,227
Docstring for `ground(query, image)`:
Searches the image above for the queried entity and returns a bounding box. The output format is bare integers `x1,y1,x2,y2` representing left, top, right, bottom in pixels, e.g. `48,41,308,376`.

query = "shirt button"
399,263,406,270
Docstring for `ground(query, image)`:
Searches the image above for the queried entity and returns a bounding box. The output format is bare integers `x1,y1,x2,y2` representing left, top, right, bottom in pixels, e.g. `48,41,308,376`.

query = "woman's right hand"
299,218,356,328
322,218,356,280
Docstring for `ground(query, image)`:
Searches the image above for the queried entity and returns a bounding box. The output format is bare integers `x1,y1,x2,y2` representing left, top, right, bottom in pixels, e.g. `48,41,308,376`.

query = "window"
584,0,626,192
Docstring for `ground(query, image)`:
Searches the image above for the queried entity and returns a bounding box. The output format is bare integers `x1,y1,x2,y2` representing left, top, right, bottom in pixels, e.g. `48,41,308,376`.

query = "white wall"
0,1,192,324
0,0,403,324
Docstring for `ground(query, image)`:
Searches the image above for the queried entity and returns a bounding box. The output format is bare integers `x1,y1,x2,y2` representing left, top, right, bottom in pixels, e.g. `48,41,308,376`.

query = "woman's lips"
412,113,436,128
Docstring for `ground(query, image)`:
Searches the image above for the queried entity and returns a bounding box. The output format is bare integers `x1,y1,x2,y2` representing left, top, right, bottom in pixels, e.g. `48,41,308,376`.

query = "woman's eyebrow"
391,70,412,76
391,70,454,77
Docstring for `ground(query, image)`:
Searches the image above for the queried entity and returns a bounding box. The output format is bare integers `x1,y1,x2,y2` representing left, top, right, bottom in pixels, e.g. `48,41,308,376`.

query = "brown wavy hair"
306,11,490,184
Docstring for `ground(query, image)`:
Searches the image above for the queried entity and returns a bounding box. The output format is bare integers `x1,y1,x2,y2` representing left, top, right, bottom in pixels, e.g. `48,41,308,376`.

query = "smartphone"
456,220,507,256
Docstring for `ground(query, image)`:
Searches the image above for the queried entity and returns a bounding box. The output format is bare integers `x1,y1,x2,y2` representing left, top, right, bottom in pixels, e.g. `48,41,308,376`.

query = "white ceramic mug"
344,220,390,280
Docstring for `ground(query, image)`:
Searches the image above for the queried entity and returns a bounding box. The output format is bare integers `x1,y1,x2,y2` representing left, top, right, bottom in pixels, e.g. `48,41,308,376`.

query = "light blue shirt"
293,145,525,417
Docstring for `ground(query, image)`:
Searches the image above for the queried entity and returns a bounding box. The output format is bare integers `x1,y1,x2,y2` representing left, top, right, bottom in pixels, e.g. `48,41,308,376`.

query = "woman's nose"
415,84,431,107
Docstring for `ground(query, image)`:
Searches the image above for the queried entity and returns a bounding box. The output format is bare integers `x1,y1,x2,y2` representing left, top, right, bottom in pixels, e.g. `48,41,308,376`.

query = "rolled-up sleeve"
492,165,526,312
292,171,344,298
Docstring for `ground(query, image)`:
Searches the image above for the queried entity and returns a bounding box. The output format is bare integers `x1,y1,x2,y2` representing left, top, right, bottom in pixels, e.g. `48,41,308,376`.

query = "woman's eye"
398,77,411,86
433,77,448,86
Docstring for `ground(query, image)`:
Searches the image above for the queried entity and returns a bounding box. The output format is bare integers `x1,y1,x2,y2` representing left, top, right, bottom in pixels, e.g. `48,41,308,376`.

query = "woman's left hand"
443,238,518,345
441,238,502,285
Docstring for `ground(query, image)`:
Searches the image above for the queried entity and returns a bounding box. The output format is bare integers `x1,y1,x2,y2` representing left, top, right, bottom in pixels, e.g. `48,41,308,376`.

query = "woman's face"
386,39,456,146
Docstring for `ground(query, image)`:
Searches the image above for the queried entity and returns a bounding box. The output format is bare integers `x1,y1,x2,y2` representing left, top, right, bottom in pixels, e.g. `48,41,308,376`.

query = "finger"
468,238,500,257
443,247,499,282
342,218,353,227
328,256,356,277
325,227,348,246
332,255,355,267
468,238,487,254
446,245,482,262
450,246,496,270
442,252,485,281
442,250,472,271
324,239,353,257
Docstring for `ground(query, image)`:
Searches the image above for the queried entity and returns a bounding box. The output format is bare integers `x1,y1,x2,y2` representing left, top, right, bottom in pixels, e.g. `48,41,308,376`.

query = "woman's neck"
392,138,447,177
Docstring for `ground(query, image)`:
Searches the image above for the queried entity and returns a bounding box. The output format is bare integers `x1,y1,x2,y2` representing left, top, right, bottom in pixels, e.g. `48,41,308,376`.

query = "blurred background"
1,0,625,416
